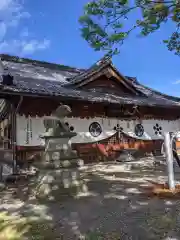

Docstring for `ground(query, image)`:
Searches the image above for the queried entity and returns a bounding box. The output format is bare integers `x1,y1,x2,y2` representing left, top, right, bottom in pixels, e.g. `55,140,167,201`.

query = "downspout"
12,96,23,173
0,58,23,173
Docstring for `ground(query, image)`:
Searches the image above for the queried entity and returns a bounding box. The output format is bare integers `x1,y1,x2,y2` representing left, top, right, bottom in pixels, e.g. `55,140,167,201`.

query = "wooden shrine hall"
0,54,179,164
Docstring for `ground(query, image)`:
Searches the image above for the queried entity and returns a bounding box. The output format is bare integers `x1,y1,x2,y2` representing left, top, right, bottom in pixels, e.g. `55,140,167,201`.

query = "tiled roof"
0,76,180,108
1,54,84,85
0,54,180,109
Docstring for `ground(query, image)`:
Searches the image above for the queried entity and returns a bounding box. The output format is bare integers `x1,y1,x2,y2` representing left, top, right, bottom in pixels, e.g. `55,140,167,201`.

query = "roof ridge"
139,82,180,101
69,55,112,84
0,54,85,73
129,78,180,102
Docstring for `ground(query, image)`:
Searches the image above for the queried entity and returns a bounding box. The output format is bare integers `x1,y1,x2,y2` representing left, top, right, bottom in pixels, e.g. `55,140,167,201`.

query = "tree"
79,0,180,56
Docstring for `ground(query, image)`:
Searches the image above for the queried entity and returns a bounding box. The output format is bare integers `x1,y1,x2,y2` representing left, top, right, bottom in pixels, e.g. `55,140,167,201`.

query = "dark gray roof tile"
1,55,84,86
0,76,180,108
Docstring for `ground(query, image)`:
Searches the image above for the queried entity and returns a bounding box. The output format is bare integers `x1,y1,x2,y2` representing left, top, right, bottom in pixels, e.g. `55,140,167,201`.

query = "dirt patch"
0,160,180,239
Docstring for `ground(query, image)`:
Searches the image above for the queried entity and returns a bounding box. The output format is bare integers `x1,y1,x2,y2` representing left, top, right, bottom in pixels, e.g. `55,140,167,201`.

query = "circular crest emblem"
89,122,102,137
134,124,144,137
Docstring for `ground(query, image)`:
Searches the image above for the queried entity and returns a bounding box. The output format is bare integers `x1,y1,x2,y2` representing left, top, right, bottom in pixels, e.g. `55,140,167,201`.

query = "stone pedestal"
35,132,87,201
43,135,79,167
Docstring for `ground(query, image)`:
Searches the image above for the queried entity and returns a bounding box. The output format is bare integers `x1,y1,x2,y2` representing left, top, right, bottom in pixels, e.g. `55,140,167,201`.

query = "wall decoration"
134,124,144,137
113,124,123,132
89,122,102,137
26,119,29,144
113,124,123,140
153,123,162,135
16,115,180,146
25,117,33,144
30,118,32,139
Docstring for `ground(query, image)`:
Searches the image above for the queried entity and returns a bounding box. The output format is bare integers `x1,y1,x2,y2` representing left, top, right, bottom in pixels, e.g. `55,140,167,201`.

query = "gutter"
11,95,23,173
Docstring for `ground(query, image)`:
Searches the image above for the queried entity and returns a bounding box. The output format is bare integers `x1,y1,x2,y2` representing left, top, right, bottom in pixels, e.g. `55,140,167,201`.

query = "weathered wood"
8,94,180,120
80,75,133,95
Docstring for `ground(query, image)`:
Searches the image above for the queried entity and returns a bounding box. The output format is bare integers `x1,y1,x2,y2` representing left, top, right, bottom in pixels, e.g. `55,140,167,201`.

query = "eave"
0,86,180,111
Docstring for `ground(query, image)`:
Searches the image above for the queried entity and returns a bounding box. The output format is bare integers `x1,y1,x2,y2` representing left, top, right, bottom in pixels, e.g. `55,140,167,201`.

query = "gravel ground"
0,157,180,239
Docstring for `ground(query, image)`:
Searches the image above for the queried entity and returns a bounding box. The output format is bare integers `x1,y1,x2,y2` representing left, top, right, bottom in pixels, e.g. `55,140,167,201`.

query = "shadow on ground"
0,162,180,239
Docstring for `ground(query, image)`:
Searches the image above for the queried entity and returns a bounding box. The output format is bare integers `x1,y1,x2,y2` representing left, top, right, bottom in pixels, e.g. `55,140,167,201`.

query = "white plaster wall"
16,115,45,146
16,115,180,146
64,117,180,142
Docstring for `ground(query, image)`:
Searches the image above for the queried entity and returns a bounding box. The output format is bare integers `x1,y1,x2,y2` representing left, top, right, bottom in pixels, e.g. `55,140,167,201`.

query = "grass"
0,212,60,240
0,211,122,240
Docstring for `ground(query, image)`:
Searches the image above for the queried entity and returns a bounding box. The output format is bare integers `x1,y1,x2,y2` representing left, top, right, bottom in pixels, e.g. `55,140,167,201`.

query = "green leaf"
149,16,157,24
79,0,180,56
163,40,169,43
79,15,90,24
109,32,127,42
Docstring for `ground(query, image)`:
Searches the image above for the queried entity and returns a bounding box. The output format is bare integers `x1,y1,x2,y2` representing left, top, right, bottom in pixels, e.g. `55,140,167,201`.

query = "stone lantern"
35,105,86,201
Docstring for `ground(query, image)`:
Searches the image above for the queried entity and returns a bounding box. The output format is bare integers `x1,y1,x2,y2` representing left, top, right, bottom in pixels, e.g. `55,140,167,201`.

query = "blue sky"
0,0,179,96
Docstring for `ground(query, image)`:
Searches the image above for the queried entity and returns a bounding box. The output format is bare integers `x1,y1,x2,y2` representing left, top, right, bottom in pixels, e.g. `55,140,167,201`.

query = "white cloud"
0,0,29,25
21,39,51,54
0,0,50,56
0,39,50,55
172,80,180,85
